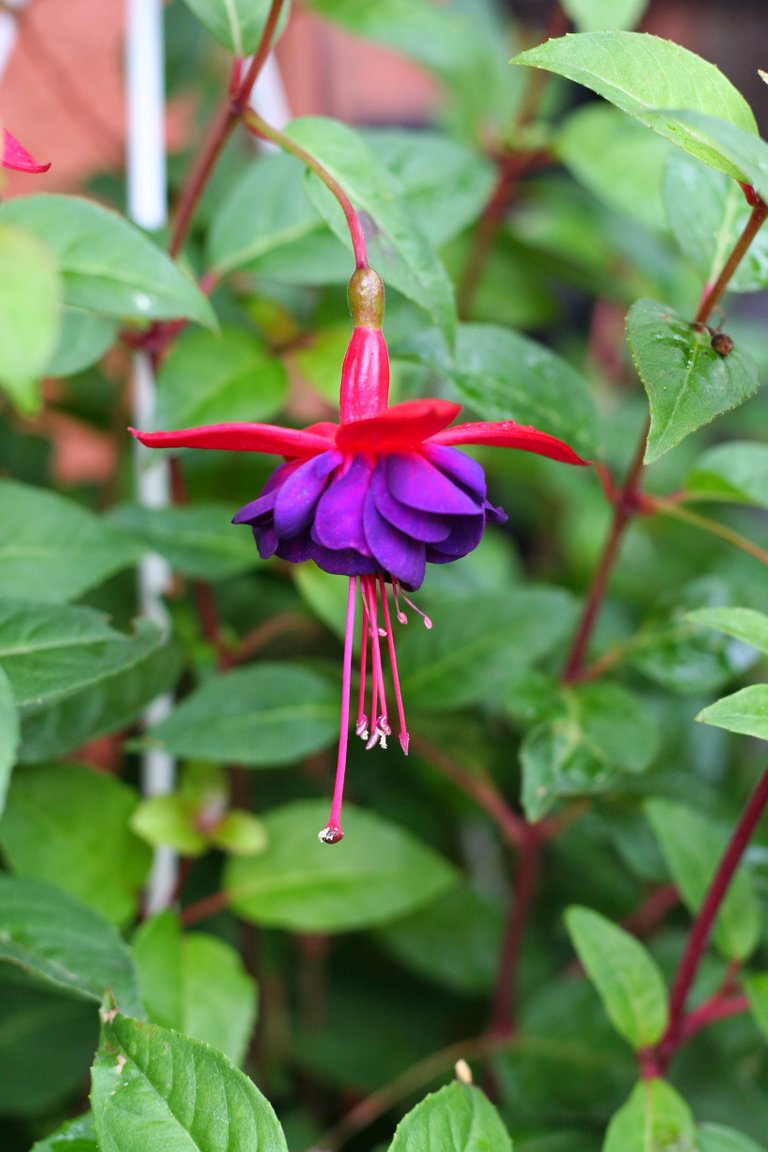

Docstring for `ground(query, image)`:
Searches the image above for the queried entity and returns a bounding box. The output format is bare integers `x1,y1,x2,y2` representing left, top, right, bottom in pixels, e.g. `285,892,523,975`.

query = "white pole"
125,0,176,915
0,3,23,80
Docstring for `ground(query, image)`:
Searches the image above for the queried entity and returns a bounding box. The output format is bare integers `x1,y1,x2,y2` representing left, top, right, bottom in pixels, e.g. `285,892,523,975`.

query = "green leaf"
560,0,649,31
604,1079,696,1152
30,1112,97,1152
0,194,215,327
645,798,760,960
686,607,768,657
557,104,674,233
744,973,768,1041
514,32,757,181
133,912,258,1065
0,667,19,818
0,479,140,602
389,1081,513,1152
107,503,262,581
0,224,61,413
408,322,600,461
0,875,142,1015
664,153,768,293
154,326,287,429
0,763,150,926
286,117,456,345
211,809,269,856
131,794,209,856
649,110,768,200
225,801,457,933
149,662,338,767
180,0,288,55
626,297,759,463
91,1009,287,1152
521,682,658,822
564,906,668,1049
698,1124,768,1152
697,685,768,742
44,308,118,378
686,442,768,506
16,618,181,762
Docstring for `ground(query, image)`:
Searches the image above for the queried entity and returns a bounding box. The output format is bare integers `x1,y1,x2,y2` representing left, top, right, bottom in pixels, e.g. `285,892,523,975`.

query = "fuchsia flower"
0,128,50,174
132,268,587,844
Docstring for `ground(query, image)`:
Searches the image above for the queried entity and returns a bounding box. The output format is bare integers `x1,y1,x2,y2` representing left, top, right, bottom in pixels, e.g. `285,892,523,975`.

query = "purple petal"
386,452,482,516
252,523,278,559
313,455,373,553
273,450,341,537
485,500,508,525
370,460,450,544
304,542,379,577
364,490,426,589
232,460,297,524
423,444,487,500
426,515,485,560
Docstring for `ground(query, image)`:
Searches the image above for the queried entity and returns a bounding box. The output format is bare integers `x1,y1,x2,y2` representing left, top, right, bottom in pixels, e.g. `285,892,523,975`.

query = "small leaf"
0,875,142,1015
686,607,768,657
565,906,668,1049
91,1010,287,1152
0,763,150,926
225,801,457,933
180,0,288,55
698,1124,768,1152
107,503,262,581
560,0,649,31
131,794,209,856
30,1112,97,1152
0,224,61,412
44,308,118,378
521,682,658,821
155,327,288,429
649,110,768,200
0,194,215,327
0,668,19,818
645,798,760,960
211,809,269,856
744,972,768,1041
627,297,759,463
0,479,140,603
514,32,757,180
686,442,768,506
286,117,456,345
149,663,338,767
133,912,258,1065
697,685,768,742
604,1079,696,1152
389,1081,513,1152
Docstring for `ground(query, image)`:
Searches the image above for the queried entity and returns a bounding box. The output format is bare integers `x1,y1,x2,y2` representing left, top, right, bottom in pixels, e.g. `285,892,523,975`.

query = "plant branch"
489,826,542,1037
168,0,286,257
679,993,749,1043
656,765,768,1069
181,887,231,926
695,195,768,324
652,501,768,567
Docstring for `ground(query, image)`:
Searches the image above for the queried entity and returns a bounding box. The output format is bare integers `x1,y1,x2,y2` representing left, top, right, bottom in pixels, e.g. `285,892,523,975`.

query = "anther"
356,715,369,740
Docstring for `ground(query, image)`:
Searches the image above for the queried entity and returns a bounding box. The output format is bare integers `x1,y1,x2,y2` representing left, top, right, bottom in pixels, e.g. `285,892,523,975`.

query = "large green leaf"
180,0,288,54
409,323,599,460
514,32,757,181
133,912,257,1066
154,326,287,429
645,798,760,960
697,685,768,743
604,1079,696,1152
664,153,768,293
16,618,180,762
91,1009,287,1152
0,875,141,1015
560,0,649,31
389,1081,513,1152
44,307,118,378
686,442,768,506
285,117,456,345
0,195,214,327
0,667,18,818
0,223,61,413
520,682,658,822
626,297,759,463
565,906,668,1050
0,479,140,602
649,110,768,200
225,801,457,932
686,607,768,657
107,503,262,581
149,662,338,766
30,1112,97,1152
0,763,150,926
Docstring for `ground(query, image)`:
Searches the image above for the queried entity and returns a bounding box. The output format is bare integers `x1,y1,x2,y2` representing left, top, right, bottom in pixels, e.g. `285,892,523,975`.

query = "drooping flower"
0,128,50,174
132,268,588,843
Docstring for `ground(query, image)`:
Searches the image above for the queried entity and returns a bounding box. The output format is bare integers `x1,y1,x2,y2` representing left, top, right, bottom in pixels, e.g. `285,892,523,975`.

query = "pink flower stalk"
0,128,51,174
132,268,588,844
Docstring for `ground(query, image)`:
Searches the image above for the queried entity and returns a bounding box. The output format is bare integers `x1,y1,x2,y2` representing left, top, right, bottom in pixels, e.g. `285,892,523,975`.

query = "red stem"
181,888,231,926
490,827,542,1036
678,994,749,1043
694,197,768,325
655,766,768,1070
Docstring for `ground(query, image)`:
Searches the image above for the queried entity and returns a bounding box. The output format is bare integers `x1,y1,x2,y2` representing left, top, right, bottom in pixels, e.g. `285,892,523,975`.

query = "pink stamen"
361,575,389,749
356,595,370,739
378,574,409,755
318,576,357,845
397,583,433,630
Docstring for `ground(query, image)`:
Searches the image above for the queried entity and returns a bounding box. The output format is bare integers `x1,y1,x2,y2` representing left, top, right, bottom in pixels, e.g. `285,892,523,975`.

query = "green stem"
654,501,768,567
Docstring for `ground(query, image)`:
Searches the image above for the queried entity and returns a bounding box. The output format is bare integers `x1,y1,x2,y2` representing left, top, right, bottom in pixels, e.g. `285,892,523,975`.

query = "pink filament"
378,574,409,754
320,576,357,843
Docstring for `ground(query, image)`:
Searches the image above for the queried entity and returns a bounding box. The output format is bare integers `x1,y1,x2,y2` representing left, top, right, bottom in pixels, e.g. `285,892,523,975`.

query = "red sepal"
129,422,334,457
336,399,461,451
430,420,589,465
1,130,51,174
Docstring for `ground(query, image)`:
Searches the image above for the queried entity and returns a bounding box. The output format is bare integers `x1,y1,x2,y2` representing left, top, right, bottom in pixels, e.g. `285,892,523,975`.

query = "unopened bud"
348,266,385,329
